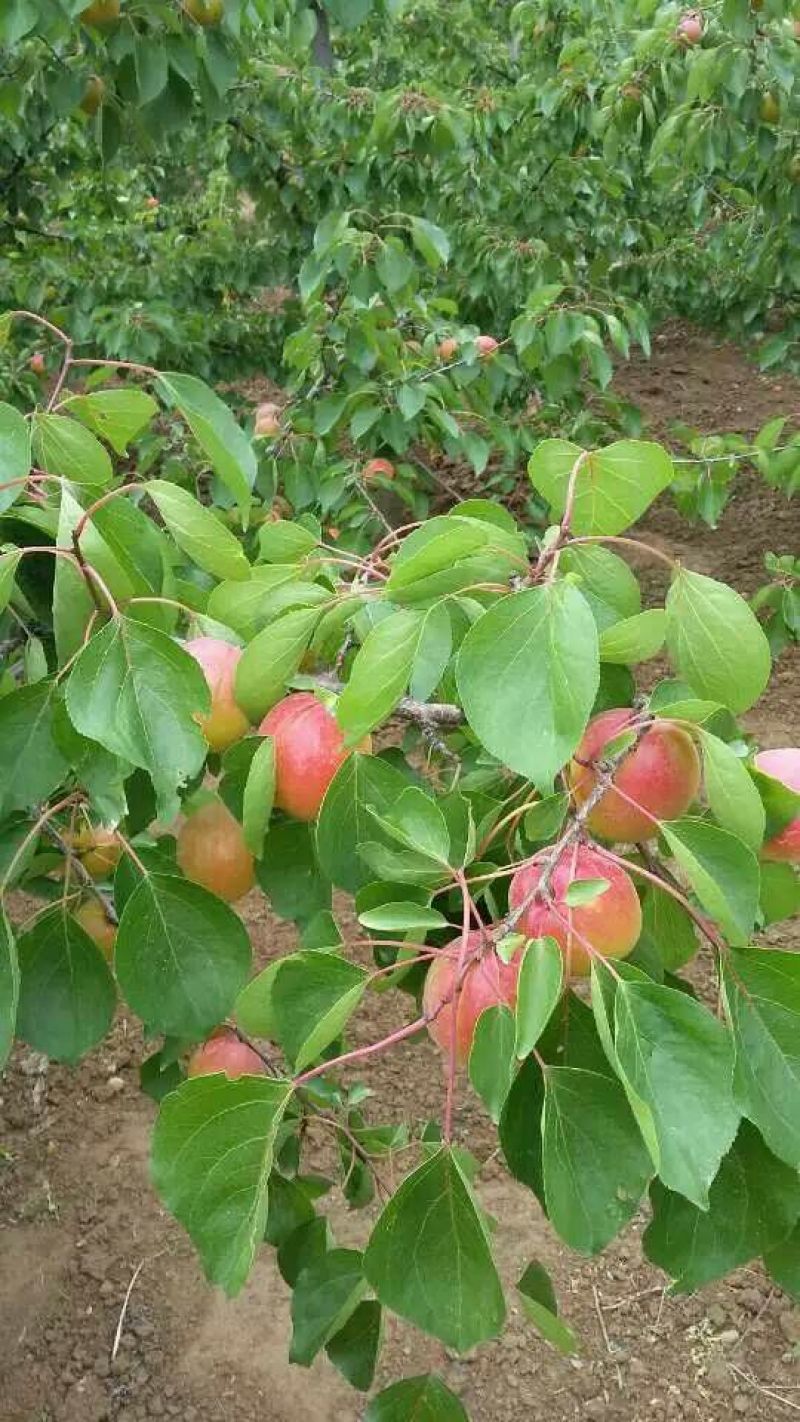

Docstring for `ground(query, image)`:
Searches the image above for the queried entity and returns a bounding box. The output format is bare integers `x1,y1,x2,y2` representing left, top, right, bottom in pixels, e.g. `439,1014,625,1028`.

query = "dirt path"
2,325,799,1422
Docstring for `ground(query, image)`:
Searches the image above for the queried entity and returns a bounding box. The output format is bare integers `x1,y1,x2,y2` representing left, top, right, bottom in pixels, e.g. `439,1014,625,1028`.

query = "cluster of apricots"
424,722,800,1065
65,630,799,1079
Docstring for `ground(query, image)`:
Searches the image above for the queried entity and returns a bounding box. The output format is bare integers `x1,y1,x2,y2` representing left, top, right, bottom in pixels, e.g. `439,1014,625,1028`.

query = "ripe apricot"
363,458,395,482
185,636,250,753
438,337,459,361
677,10,703,43
754,748,800,864
475,334,499,357
187,1027,265,1078
508,843,642,977
423,932,520,1064
253,401,282,438
74,899,117,959
176,800,255,903
29,353,46,376
568,709,700,842
259,692,370,821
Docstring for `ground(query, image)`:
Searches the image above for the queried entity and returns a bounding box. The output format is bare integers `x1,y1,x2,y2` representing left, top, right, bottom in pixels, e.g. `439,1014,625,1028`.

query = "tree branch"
313,673,464,727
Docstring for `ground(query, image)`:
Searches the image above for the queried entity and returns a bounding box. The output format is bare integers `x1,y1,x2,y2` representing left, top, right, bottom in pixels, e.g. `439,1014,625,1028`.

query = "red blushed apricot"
568,709,700,842
423,932,520,1065
508,843,641,977
475,334,498,357
185,636,250,753
187,1028,265,1079
176,800,255,903
754,748,800,864
74,900,116,959
363,458,395,482
259,692,371,822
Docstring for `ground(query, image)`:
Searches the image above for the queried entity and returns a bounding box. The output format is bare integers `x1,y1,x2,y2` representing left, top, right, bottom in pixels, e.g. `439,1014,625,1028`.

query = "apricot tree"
1,313,799,1418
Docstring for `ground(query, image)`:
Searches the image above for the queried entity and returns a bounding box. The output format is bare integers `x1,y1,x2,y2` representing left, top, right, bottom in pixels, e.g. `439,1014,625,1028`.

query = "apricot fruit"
253,402,282,438
184,0,224,23
363,458,395,482
754,748,800,864
259,692,370,821
508,842,642,977
568,709,700,842
187,1027,265,1078
677,10,703,43
438,337,459,361
185,636,250,753
176,799,255,903
475,334,499,357
72,826,121,879
423,932,520,1064
79,0,120,24
74,899,117,959
79,76,105,116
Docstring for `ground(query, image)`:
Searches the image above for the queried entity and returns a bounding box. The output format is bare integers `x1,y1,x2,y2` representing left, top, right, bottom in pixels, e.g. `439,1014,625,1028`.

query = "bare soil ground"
2,324,799,1422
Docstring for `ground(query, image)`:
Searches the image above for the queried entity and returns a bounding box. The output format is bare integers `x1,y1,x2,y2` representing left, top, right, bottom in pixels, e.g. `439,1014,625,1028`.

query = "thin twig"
111,1259,145,1362
313,672,463,727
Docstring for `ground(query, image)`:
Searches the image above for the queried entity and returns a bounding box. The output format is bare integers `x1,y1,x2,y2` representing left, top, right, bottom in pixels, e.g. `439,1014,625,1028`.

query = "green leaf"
523,792,569,842
598,610,666,664
151,1074,292,1294
31,413,113,488
764,1224,800,1301
255,820,331,922
665,569,771,714
258,521,317,564
52,484,96,664
661,818,759,947
115,873,251,1038
457,585,599,791
528,440,674,535
317,753,412,893
410,218,450,269
155,372,256,517
699,733,766,852
63,388,157,455
0,681,69,816
722,948,800,1169
337,611,422,745
517,1261,578,1355
760,862,800,926
644,1121,800,1291
542,1066,652,1253
638,885,698,971
560,544,641,631
365,1376,468,1422
0,401,31,513
373,786,450,864
325,1299,381,1392
0,548,20,615
207,564,307,640
242,736,274,858
564,878,611,908
65,617,209,820
146,481,250,582
234,959,283,1039
358,902,447,932
234,607,321,724
614,979,739,1208
385,516,525,607
272,951,367,1070
16,907,115,1065
410,602,452,703
516,937,563,1058
0,910,19,1068
364,1147,505,1351
499,1053,545,1199
468,1005,516,1123
290,1249,367,1365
